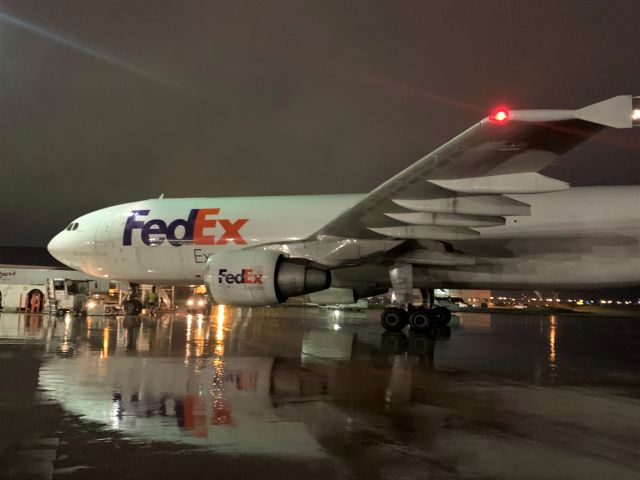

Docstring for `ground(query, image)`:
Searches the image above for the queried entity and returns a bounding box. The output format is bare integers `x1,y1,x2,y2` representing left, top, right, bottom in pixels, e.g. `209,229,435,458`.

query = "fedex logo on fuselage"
123,209,248,246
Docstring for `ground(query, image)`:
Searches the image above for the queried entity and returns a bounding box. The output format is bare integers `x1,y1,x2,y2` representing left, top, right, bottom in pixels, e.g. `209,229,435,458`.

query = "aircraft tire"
409,307,433,332
431,306,451,326
380,307,408,332
56,309,65,317
123,301,136,315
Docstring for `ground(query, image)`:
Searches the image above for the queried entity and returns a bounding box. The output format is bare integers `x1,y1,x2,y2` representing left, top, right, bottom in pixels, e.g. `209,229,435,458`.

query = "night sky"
1,0,640,247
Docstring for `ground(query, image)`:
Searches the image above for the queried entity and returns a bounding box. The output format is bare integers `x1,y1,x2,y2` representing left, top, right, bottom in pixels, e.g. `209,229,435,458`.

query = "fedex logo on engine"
218,268,263,284
123,209,248,246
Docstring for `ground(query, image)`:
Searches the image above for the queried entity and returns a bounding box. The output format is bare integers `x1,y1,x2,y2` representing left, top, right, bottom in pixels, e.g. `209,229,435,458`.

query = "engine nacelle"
307,288,356,305
205,250,330,306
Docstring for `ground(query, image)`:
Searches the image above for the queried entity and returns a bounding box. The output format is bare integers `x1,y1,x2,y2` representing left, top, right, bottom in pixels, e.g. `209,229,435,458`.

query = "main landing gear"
383,263,452,333
380,305,452,333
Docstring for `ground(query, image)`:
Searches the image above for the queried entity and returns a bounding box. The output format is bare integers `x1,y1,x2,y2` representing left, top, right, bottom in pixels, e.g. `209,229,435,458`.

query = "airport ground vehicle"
186,293,211,314
84,294,123,316
434,297,467,311
47,95,640,332
47,278,91,316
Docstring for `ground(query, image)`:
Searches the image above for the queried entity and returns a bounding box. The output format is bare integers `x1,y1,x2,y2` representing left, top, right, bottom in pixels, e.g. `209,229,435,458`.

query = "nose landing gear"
123,299,143,315
123,282,143,315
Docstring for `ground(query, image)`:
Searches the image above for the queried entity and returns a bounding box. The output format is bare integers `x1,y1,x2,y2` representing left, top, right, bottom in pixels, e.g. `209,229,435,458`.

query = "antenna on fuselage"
158,193,165,199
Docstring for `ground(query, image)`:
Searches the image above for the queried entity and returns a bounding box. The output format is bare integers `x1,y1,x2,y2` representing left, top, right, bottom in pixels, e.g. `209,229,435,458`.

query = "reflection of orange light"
186,315,192,340
212,405,233,425
216,305,226,342
194,316,205,357
103,327,109,358
210,304,230,425
549,315,557,366
185,315,193,362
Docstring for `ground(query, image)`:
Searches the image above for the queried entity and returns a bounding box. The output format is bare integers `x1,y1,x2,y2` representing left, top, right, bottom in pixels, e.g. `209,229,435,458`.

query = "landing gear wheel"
123,301,134,315
56,308,65,317
431,306,451,326
380,307,408,332
409,307,433,332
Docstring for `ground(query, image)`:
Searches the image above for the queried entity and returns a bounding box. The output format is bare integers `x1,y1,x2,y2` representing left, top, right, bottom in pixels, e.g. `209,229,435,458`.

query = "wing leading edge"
313,95,639,241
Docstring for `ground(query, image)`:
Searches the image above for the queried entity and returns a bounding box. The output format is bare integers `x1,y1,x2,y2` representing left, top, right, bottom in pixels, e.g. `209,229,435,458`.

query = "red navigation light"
489,107,510,124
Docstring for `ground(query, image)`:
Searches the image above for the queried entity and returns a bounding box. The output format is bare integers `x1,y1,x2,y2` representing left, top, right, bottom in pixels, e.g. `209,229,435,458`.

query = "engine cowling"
205,250,330,306
306,288,356,305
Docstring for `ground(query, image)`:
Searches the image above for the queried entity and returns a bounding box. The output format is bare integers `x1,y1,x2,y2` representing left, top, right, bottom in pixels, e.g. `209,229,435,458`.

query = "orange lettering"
194,208,220,245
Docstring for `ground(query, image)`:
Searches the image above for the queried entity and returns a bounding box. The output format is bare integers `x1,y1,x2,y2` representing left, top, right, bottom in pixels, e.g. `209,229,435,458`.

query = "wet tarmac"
0,307,639,479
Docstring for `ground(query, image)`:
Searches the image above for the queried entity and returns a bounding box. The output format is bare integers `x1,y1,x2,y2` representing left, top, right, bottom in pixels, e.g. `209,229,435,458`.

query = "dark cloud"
1,0,640,246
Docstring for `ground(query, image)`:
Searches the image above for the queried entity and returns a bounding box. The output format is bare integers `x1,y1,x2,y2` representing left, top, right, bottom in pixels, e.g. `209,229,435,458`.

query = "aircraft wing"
314,95,639,241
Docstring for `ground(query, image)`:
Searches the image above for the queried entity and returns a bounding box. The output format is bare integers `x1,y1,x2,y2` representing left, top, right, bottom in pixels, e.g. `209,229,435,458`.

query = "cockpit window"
66,224,73,231
72,223,79,231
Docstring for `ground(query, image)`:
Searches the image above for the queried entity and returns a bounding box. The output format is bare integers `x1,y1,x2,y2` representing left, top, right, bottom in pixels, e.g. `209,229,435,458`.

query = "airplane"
48,95,640,332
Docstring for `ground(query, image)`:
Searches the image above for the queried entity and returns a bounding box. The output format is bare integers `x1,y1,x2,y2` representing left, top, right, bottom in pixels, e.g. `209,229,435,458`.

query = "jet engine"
205,250,330,306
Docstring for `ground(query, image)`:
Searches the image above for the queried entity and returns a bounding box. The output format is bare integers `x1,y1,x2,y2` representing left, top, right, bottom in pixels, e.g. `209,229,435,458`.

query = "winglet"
574,95,636,129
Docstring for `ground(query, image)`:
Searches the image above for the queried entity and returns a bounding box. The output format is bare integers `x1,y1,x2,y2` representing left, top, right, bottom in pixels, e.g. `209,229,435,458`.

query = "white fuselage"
47,186,640,289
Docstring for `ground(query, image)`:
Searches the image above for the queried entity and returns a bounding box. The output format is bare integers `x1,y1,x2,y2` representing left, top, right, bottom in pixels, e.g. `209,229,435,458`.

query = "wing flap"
392,195,531,216
368,225,480,241
428,172,569,194
384,212,505,227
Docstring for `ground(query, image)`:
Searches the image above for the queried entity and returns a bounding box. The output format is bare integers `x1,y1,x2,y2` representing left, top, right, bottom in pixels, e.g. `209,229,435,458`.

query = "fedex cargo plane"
48,95,640,331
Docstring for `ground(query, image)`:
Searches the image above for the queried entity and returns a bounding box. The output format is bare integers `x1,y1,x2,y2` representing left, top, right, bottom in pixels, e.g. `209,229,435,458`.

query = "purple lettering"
123,210,150,246
141,219,167,246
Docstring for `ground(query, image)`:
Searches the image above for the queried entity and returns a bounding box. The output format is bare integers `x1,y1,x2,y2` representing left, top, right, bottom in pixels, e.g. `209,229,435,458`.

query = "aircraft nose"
47,230,88,270
48,231,71,264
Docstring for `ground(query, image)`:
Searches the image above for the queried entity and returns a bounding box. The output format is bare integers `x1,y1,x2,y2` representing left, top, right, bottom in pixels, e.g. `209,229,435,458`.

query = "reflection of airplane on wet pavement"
12,305,637,477
38,316,445,457
47,96,640,332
